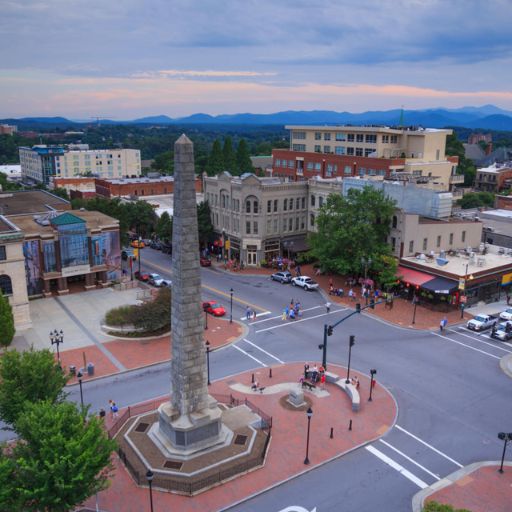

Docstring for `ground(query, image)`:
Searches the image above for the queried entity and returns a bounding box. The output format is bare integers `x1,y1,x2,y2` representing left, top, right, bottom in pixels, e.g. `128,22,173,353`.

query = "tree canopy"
0,291,15,347
207,139,224,176
223,136,237,174
457,191,495,209
155,211,173,242
309,187,397,287
197,201,214,247
236,139,253,174
0,348,69,426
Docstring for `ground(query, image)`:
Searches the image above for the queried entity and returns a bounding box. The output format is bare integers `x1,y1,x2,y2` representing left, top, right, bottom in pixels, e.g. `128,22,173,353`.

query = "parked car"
134,271,150,282
491,321,512,341
271,271,292,284
200,257,212,267
148,273,171,287
291,276,319,291
150,240,162,250
467,314,497,331
499,308,512,321
131,239,145,249
202,301,226,316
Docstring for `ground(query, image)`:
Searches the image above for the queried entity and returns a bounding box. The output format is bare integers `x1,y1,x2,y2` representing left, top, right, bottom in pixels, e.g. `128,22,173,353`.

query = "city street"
62,248,512,510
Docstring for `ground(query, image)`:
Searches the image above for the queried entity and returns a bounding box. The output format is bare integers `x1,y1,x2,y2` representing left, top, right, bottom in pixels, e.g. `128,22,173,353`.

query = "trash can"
87,362,95,376
69,365,76,376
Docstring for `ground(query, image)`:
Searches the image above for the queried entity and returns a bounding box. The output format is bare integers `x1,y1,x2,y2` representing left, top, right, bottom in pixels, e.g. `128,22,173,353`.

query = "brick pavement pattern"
427,465,512,512
83,362,397,512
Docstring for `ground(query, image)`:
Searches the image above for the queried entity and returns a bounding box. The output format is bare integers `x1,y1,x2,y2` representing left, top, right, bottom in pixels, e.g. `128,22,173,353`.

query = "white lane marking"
379,440,441,480
447,329,512,353
431,332,501,360
366,445,428,489
232,344,267,367
278,507,317,512
255,309,349,334
248,305,333,325
239,311,271,321
242,338,285,364
395,425,463,468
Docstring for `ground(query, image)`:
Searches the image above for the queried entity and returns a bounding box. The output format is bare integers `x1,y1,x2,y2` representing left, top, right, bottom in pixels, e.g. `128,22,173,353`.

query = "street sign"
458,278,465,291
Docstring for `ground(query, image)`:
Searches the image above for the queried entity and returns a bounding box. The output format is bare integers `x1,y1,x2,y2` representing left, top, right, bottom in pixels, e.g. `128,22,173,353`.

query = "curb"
411,460,512,512
499,353,512,379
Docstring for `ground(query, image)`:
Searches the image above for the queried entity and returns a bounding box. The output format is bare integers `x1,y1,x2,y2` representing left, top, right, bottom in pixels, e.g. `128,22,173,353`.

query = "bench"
324,371,360,412
301,380,316,391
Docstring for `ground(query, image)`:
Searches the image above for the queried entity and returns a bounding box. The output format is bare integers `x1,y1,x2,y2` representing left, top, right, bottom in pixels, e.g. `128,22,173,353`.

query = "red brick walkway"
60,316,244,384
215,262,470,330
82,362,396,512
426,464,512,512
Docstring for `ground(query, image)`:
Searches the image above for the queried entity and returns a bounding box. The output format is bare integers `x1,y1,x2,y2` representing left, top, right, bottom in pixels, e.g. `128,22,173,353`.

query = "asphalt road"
16,248,512,511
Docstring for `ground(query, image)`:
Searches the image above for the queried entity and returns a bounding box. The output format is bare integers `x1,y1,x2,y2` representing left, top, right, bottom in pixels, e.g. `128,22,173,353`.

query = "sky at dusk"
1,0,512,119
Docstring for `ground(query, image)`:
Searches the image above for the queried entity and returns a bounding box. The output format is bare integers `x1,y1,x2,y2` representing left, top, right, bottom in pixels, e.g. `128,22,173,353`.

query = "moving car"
291,276,319,291
202,301,226,316
499,308,512,321
271,271,292,284
134,271,150,282
491,321,512,341
200,256,212,267
148,273,171,287
466,314,497,331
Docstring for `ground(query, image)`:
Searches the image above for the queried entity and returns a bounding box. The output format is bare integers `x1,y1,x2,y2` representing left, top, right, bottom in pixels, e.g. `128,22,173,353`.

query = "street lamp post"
204,308,208,330
77,371,84,411
206,340,211,385
498,432,512,473
230,288,234,324
138,236,142,276
369,369,377,401
304,407,313,465
49,329,64,363
412,294,418,325
461,263,474,319
345,335,355,384
146,469,154,512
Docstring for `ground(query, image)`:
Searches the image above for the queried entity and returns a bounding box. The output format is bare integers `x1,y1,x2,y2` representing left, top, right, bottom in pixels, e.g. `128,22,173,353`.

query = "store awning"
397,266,434,287
421,276,458,295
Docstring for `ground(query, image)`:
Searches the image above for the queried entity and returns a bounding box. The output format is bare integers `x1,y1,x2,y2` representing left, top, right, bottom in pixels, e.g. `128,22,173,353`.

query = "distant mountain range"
3,105,512,131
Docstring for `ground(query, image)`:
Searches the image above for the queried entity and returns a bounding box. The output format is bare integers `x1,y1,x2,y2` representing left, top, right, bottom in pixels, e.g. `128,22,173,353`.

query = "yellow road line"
143,259,267,313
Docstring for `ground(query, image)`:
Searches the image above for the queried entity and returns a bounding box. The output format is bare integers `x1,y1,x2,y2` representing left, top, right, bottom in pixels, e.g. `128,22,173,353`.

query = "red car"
134,271,150,282
202,301,226,317
200,257,212,267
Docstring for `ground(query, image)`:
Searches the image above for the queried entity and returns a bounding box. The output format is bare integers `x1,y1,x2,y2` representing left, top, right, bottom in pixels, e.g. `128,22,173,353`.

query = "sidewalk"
413,461,512,512
83,362,397,512
214,261,471,330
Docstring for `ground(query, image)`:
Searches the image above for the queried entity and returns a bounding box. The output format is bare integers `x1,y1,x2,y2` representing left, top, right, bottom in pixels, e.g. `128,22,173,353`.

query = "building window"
319,196,324,207
311,195,316,207
356,134,364,142
293,144,306,151
0,246,5,261
0,274,13,296
347,147,354,156
347,134,355,142
390,135,398,144
392,216,397,228
253,201,258,214
315,132,322,140
314,145,321,153
462,231,466,243
449,233,454,244
301,197,306,209
295,217,299,230
246,200,251,213
267,219,271,232
356,148,363,156
335,146,346,155
324,145,331,153
382,135,389,143
391,237,396,251
288,198,293,210
293,131,306,139
274,199,278,212
274,159,280,167
437,235,441,248
344,166,352,175
267,200,271,213
288,160,295,169
310,213,315,227
365,134,377,143
423,238,428,251
283,218,287,232
289,218,293,231
365,148,374,157
296,197,300,209
273,219,278,232
246,221,251,234
314,163,321,171
307,162,314,170
253,222,258,234
335,132,346,141
301,216,305,229
409,240,414,253
324,133,331,141
284,198,288,211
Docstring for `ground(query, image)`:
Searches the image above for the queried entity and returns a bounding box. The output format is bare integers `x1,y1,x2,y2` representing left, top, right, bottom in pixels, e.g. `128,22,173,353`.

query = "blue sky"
1,0,511,118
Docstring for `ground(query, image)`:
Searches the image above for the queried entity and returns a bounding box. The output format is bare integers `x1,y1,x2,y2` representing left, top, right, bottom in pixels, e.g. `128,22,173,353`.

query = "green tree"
151,150,174,175
0,291,15,347
156,211,173,242
7,400,115,512
457,191,495,209
223,136,237,174
422,500,472,512
207,139,224,176
236,139,253,174
197,201,214,248
51,187,69,200
0,348,68,426
446,133,477,186
309,187,397,286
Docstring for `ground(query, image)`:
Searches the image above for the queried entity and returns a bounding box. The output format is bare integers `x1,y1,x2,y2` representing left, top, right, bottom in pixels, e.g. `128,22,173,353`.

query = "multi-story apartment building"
272,125,462,191
19,145,141,185
474,163,512,193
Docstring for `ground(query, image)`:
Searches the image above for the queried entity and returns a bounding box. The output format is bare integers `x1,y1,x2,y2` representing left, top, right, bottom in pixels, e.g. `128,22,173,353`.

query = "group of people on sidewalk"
282,299,302,321
302,362,326,388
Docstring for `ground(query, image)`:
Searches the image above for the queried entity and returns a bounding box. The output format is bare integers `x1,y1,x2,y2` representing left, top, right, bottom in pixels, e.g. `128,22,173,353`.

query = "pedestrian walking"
329,277,333,288
246,305,251,320
304,363,310,379
282,309,287,321
109,400,119,418
348,288,355,301
285,305,289,319
440,316,447,332
252,309,257,321
320,373,326,389
326,301,331,313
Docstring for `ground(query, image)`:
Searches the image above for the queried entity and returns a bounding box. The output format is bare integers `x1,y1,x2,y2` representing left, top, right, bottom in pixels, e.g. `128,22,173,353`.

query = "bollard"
330,427,334,439
251,373,255,384
269,368,273,379
349,419,352,431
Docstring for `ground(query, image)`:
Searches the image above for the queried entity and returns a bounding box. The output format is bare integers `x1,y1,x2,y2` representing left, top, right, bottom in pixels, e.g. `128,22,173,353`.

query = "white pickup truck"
467,314,497,331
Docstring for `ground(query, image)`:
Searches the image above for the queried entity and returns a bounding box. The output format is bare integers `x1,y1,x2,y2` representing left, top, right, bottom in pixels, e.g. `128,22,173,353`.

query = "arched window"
246,200,251,213
253,200,258,214
311,195,316,207
0,274,13,296
310,213,315,227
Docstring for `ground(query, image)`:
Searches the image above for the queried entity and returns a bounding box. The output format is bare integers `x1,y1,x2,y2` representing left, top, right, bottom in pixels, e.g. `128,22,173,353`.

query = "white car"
148,273,171,287
499,308,512,321
291,276,319,291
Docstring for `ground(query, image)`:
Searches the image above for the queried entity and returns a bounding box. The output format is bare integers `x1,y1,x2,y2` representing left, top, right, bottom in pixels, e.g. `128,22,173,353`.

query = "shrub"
423,501,472,512
296,251,316,265
105,305,134,327
0,291,15,347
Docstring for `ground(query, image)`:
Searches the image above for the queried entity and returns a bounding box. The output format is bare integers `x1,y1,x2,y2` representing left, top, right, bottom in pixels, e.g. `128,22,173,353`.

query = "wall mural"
92,231,121,281
23,240,42,296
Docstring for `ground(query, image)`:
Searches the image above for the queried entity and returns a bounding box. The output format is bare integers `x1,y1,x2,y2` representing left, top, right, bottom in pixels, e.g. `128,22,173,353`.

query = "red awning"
397,266,434,287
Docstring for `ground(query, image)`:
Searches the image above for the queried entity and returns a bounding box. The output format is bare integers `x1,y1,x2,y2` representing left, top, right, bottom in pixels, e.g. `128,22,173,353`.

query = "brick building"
95,176,202,198
475,163,512,193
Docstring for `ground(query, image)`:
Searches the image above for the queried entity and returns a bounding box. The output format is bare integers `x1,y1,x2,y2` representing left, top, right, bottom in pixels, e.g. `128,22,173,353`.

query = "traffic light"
355,303,361,313
327,325,333,336
349,335,355,347
370,298,375,309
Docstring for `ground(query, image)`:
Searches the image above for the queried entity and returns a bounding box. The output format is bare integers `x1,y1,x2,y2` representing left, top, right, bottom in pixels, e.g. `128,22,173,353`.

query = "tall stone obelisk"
158,134,223,452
